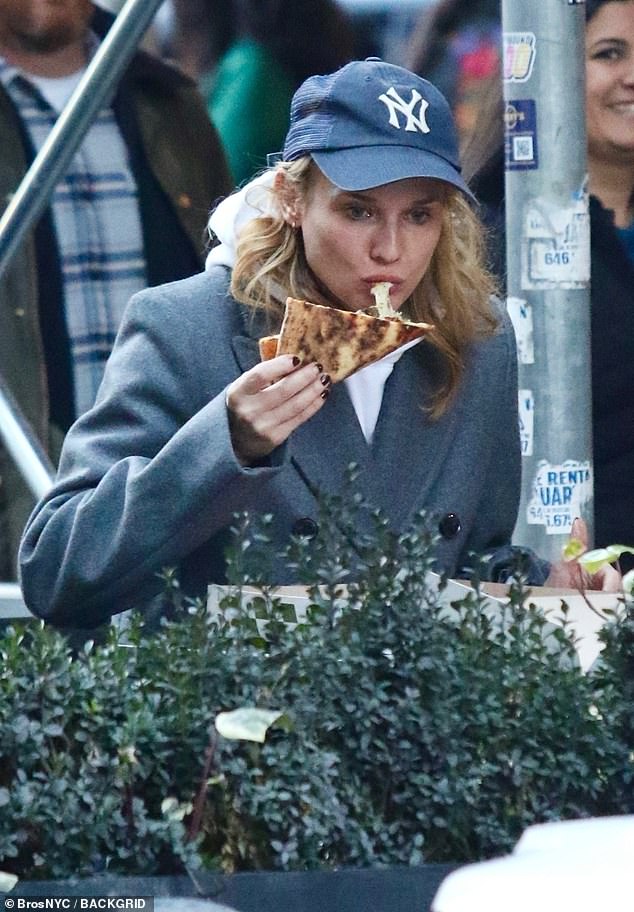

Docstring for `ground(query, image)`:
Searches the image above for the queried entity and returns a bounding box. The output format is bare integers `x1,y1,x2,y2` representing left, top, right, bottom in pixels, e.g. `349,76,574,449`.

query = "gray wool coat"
19,267,523,627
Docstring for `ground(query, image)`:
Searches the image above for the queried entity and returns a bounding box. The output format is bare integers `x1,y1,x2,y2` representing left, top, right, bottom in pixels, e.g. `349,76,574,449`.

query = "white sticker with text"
518,390,534,456
526,459,593,534
521,193,590,289
503,32,537,83
507,297,534,364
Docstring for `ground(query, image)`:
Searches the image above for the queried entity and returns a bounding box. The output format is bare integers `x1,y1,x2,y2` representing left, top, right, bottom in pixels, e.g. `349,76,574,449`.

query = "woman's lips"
608,100,634,116
363,278,402,297
363,276,401,286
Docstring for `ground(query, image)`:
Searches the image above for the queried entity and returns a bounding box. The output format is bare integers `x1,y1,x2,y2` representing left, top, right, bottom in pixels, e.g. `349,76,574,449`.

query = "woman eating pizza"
19,59,619,627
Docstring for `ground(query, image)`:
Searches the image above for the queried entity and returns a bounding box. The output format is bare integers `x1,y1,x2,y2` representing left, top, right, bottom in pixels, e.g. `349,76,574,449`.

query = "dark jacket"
588,195,634,566
0,24,232,576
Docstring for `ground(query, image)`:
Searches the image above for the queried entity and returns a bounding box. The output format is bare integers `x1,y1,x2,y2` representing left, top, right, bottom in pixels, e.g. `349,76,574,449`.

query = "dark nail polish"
316,363,324,373
292,356,301,366
320,389,330,400
320,374,331,386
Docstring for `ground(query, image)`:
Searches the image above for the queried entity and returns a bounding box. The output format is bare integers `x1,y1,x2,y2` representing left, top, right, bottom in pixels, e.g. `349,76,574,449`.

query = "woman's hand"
544,518,622,592
226,355,331,466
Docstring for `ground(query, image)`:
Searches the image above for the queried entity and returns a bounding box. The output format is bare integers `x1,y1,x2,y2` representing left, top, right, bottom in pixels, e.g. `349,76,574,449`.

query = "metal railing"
0,0,165,617
0,377,54,500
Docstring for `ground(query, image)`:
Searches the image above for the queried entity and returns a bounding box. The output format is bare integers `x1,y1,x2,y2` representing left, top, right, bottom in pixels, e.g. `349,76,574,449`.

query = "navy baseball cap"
282,58,472,197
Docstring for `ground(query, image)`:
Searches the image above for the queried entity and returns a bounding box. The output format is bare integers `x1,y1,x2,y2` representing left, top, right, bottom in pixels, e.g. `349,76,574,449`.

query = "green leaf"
562,537,585,561
578,545,634,574
161,797,192,821
215,707,284,743
623,568,634,596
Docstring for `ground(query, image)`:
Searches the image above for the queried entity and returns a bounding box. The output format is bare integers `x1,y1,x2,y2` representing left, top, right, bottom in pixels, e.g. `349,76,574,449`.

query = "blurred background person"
201,0,357,186
154,0,448,84
0,0,232,578
462,0,634,568
407,0,501,147
153,0,234,81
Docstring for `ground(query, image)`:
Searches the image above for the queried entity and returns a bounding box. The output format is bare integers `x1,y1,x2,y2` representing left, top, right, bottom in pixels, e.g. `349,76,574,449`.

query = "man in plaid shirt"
0,0,232,577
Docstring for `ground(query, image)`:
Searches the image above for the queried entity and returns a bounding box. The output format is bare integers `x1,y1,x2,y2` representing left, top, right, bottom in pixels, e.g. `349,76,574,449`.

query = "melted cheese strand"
370,282,394,318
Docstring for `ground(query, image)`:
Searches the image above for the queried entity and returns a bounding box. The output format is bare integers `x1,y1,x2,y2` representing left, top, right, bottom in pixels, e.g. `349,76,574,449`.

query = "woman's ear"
274,171,303,229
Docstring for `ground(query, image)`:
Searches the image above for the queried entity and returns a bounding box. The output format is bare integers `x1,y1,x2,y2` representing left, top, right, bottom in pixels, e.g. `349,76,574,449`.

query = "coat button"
438,512,461,539
292,517,319,538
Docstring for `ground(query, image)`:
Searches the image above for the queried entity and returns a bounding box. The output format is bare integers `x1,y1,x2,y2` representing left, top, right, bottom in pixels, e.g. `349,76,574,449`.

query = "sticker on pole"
526,460,593,534
507,297,534,364
505,100,539,170
518,390,534,456
521,192,590,289
503,33,536,83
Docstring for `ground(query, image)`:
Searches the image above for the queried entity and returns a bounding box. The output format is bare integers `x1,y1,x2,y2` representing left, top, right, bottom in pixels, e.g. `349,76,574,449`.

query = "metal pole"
502,0,592,562
0,376,53,499
0,0,165,278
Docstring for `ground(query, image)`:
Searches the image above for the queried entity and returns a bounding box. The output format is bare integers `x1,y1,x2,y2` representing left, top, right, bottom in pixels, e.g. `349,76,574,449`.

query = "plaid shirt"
0,53,146,417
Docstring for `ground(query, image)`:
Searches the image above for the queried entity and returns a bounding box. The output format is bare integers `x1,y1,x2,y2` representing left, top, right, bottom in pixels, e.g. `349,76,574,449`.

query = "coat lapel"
288,345,461,531
231,316,460,533
231,333,261,373
289,380,373,499
369,344,461,530
231,303,278,373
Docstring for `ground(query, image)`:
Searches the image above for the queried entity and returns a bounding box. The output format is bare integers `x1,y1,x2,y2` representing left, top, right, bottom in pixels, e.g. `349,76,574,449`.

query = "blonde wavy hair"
231,157,499,417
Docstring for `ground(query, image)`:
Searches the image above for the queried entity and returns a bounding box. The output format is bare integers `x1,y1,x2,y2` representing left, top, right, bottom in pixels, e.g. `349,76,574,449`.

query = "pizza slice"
258,335,280,361
259,295,433,383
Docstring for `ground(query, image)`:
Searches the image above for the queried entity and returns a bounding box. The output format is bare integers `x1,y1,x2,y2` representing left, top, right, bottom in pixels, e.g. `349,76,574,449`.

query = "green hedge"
1,497,633,880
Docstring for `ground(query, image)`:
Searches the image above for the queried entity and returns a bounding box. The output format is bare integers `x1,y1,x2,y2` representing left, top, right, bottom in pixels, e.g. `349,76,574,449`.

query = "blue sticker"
504,99,539,171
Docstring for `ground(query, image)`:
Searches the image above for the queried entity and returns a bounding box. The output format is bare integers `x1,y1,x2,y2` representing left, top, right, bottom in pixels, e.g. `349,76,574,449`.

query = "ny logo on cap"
378,87,430,134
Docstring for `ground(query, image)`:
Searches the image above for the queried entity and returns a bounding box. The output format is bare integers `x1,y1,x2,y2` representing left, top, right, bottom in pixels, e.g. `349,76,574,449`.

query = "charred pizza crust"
260,297,433,383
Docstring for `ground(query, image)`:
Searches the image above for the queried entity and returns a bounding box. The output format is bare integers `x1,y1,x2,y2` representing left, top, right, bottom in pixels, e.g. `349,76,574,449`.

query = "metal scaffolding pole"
0,377,53,500
502,0,592,563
